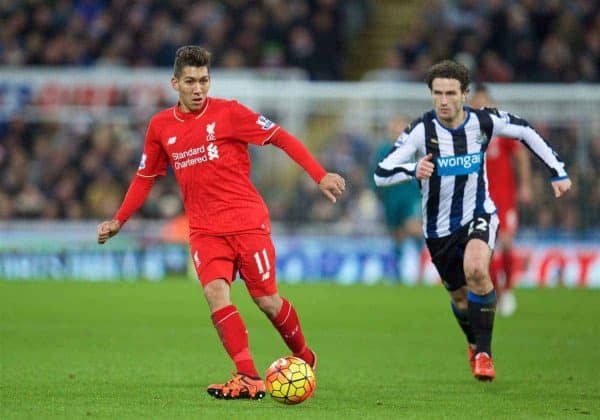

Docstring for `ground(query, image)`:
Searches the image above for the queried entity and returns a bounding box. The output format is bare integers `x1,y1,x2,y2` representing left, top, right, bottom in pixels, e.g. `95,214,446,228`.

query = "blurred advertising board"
1,222,599,287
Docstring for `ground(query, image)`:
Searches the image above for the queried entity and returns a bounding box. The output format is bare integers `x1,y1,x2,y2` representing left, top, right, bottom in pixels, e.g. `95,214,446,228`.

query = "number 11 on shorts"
254,249,271,281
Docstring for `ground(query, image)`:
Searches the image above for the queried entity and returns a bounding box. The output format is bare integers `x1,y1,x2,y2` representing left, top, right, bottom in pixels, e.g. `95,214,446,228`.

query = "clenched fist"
416,154,435,180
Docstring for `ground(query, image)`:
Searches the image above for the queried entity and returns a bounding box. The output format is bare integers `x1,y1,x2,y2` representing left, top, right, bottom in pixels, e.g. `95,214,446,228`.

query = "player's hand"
319,173,345,203
416,154,435,180
97,219,122,244
551,178,571,198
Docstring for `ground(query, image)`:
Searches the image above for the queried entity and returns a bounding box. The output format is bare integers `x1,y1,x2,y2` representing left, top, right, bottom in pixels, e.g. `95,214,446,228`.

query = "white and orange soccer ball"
265,356,316,405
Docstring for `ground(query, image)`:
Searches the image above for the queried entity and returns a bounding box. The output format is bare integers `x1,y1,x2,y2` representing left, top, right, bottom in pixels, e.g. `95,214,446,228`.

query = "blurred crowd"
1,0,370,80
1,0,599,235
2,115,599,235
382,0,600,83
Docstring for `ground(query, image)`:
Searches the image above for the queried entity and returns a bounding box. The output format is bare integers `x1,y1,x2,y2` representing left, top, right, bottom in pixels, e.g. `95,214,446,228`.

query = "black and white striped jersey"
374,106,569,239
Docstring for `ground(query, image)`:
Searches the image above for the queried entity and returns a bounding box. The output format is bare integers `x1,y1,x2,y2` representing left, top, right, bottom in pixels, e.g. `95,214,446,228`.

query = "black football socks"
451,300,477,345
467,290,497,355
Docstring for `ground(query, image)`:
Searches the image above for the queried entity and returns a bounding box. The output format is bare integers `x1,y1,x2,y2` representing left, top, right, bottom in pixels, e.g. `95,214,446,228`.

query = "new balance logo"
207,143,219,160
254,249,271,281
193,250,200,268
167,136,177,145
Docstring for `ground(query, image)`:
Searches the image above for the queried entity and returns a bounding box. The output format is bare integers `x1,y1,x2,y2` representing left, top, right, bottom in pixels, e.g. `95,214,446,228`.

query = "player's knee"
203,279,230,310
254,294,282,318
464,264,488,285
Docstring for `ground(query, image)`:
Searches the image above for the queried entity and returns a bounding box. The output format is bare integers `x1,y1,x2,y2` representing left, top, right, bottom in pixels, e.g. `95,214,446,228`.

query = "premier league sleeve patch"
138,153,147,170
256,115,275,130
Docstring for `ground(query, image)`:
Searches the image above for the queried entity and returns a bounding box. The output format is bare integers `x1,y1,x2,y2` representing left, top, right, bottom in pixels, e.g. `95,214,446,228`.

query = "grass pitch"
1,280,599,419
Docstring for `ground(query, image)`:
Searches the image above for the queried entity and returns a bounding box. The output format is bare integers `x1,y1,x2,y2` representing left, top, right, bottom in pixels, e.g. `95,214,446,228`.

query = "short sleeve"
230,101,279,145
137,119,168,177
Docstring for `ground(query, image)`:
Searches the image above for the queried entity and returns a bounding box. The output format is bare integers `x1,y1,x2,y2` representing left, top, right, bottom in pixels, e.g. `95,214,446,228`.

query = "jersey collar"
173,98,210,122
433,107,471,132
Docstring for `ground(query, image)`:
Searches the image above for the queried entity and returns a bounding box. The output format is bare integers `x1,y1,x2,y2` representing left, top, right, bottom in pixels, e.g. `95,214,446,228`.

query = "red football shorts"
189,232,277,297
497,206,518,236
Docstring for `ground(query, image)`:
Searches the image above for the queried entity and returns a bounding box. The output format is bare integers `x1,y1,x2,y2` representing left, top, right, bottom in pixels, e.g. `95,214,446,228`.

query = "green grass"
1,280,599,419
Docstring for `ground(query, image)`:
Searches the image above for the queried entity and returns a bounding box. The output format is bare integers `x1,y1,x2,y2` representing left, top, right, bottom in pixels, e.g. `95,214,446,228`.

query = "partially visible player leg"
206,281,260,378
190,235,264,399
449,287,477,373
238,234,316,369
427,235,476,374
464,238,497,381
498,208,518,317
255,294,317,369
204,279,265,399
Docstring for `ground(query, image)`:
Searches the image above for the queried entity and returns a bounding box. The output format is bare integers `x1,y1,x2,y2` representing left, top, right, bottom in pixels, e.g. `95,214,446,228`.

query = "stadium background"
1,0,599,285
1,1,600,418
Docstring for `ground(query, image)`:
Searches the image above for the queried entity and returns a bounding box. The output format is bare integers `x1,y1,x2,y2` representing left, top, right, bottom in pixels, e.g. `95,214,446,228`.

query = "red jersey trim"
172,98,210,122
261,126,281,145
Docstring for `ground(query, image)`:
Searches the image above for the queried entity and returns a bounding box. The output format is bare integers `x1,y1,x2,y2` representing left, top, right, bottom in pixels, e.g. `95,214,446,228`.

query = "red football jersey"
485,136,521,210
138,98,280,235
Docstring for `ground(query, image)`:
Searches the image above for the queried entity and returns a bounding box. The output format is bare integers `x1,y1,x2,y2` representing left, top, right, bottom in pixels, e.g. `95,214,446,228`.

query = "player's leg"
448,286,477,372
427,234,476,373
190,235,264,399
237,234,316,369
203,279,260,379
253,293,316,369
463,214,499,381
498,208,518,316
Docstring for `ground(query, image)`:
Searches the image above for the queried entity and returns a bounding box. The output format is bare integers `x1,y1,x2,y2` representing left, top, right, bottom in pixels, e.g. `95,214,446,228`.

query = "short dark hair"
425,60,471,92
173,46,211,78
473,83,488,94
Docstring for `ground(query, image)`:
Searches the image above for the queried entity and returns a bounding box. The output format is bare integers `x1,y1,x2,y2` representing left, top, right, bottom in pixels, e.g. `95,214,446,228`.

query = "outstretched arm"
493,110,569,196
97,175,155,244
374,136,421,186
269,128,345,202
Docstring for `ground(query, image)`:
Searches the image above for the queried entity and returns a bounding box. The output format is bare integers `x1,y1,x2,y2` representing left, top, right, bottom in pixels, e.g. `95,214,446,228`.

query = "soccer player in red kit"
471,85,532,317
97,46,346,400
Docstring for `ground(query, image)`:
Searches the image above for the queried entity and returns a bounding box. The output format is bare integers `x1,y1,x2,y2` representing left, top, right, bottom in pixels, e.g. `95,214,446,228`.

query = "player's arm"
97,121,168,244
269,129,345,203
374,123,424,186
230,101,344,202
492,110,571,198
97,175,155,244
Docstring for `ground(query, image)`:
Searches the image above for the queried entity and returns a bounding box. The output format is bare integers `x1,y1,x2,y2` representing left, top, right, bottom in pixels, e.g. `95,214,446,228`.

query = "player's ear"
170,76,179,92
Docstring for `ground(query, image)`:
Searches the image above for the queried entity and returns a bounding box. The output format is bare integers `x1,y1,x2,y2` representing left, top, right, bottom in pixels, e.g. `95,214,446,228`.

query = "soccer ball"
265,356,316,405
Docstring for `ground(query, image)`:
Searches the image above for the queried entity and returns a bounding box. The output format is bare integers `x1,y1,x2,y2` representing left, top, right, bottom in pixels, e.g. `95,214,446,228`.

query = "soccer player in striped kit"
97,46,345,399
374,60,571,381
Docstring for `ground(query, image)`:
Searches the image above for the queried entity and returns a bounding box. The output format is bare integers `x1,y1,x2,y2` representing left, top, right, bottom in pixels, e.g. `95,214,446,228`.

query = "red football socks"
270,298,314,366
211,305,259,378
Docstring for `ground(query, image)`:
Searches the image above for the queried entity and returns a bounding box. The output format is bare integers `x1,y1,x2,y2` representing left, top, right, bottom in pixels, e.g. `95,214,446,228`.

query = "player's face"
431,78,467,128
171,66,211,112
